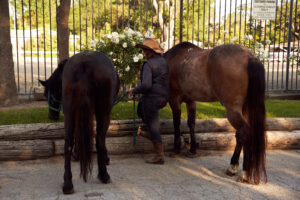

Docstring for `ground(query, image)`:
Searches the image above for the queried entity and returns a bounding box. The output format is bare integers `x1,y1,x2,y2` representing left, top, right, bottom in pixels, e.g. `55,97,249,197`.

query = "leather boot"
146,141,164,164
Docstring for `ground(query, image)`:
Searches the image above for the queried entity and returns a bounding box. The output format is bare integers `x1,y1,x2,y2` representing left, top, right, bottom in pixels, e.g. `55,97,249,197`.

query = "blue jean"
138,96,167,142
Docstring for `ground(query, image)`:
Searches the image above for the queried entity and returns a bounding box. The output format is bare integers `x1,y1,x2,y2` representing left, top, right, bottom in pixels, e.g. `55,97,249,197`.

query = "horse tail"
74,87,94,182
246,57,267,184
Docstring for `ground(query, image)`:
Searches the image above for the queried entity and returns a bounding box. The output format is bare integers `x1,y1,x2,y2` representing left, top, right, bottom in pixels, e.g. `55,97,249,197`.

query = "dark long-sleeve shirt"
133,63,152,95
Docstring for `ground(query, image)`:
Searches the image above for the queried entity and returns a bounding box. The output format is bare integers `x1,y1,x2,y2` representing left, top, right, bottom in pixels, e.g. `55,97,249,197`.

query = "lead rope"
48,91,62,112
133,94,136,146
114,92,130,105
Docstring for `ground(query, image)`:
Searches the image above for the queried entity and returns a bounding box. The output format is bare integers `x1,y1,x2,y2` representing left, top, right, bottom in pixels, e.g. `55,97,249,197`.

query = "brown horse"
164,42,267,184
40,51,120,194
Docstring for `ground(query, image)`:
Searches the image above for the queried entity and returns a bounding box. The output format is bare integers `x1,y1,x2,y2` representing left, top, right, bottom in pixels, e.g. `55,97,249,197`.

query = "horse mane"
164,42,202,58
58,59,68,71
48,59,68,84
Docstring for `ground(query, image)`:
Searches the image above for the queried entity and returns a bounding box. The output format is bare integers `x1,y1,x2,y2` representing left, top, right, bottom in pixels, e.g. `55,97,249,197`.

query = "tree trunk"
0,0,18,106
153,0,175,49
56,0,71,63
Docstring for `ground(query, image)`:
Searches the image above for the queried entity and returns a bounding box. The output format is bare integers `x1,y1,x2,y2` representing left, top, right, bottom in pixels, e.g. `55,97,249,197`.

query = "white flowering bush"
290,49,300,75
214,34,270,63
244,35,270,61
230,36,238,43
90,28,155,85
252,42,269,61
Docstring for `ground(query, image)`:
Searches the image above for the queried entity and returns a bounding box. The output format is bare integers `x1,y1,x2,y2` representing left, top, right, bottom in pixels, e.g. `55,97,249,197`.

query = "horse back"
165,43,217,102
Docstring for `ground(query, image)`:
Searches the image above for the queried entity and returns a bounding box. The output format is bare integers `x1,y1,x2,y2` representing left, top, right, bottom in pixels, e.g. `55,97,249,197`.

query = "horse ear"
39,79,47,87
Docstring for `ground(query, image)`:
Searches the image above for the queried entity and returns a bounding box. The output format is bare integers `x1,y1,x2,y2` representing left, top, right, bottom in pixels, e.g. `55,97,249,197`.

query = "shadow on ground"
0,150,299,200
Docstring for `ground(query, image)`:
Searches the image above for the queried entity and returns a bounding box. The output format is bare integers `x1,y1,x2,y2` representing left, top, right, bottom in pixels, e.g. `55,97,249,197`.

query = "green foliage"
10,0,57,30
0,100,299,125
9,0,300,69
176,0,210,43
0,107,64,125
24,29,57,52
246,0,300,45
265,99,300,118
10,0,212,52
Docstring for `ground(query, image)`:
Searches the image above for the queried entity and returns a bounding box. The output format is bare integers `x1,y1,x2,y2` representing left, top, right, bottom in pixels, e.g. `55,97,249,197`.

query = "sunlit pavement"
0,150,299,200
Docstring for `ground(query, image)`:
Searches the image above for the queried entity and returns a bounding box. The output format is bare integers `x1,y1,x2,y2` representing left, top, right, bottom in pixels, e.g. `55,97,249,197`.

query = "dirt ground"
0,150,299,200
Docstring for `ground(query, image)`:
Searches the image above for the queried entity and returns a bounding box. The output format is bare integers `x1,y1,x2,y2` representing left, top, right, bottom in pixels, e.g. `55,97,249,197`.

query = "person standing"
129,38,169,164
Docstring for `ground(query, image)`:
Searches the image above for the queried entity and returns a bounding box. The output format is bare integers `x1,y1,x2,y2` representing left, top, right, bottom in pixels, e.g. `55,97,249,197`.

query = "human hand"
128,88,134,96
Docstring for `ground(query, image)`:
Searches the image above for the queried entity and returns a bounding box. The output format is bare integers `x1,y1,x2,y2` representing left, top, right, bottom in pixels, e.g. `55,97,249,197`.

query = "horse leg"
62,111,75,194
225,108,248,180
169,97,182,154
104,146,110,165
186,101,197,155
72,142,79,161
95,105,111,184
226,132,242,176
227,103,249,175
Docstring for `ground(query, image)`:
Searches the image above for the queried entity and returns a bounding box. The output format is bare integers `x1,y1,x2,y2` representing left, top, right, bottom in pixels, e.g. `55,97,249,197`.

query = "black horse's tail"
246,57,267,184
74,85,94,182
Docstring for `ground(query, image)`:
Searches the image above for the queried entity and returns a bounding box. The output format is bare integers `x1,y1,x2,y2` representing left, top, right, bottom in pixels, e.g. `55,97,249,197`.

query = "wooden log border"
0,118,300,161
1,118,300,141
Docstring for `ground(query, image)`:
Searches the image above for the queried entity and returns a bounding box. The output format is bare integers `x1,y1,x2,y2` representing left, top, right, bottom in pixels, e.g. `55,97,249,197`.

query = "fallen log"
1,130,299,161
0,140,53,161
53,131,300,155
54,136,155,155
1,118,299,141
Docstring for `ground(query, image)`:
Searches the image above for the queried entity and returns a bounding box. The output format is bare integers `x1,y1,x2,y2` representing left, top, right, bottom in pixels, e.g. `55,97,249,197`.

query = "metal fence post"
8,0,300,95
179,0,183,42
286,0,294,90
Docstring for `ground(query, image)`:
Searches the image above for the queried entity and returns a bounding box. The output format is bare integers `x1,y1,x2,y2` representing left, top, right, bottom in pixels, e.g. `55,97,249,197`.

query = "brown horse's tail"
246,57,267,184
74,92,94,182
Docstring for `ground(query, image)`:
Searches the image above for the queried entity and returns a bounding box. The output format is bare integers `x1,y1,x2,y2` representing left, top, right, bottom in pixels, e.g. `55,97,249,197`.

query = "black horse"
40,51,120,194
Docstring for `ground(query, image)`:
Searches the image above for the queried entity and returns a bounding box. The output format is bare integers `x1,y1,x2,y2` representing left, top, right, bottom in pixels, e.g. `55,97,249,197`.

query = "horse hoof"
105,157,110,165
174,138,182,154
185,150,198,158
99,173,111,184
173,149,181,154
236,171,249,183
169,152,180,158
62,183,74,195
226,164,239,176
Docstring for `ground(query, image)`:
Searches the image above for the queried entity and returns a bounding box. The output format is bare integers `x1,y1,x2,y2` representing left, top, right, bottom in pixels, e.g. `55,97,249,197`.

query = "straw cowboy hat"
136,38,164,54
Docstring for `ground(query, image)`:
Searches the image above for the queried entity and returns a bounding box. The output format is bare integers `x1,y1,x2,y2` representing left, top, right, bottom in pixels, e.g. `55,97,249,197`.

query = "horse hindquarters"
224,58,266,184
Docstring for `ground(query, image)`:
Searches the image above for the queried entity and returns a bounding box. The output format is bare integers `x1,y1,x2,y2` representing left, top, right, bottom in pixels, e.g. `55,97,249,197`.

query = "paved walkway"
0,150,299,200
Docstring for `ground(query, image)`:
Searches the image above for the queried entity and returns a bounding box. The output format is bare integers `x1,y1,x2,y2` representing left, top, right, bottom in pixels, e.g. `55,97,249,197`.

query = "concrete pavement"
0,150,299,200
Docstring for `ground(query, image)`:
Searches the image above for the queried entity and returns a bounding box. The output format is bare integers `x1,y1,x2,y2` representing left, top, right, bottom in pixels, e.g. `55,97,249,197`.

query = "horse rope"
48,91,62,112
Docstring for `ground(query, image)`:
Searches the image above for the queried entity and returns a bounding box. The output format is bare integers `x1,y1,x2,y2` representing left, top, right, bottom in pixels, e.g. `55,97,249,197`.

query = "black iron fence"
9,0,300,95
